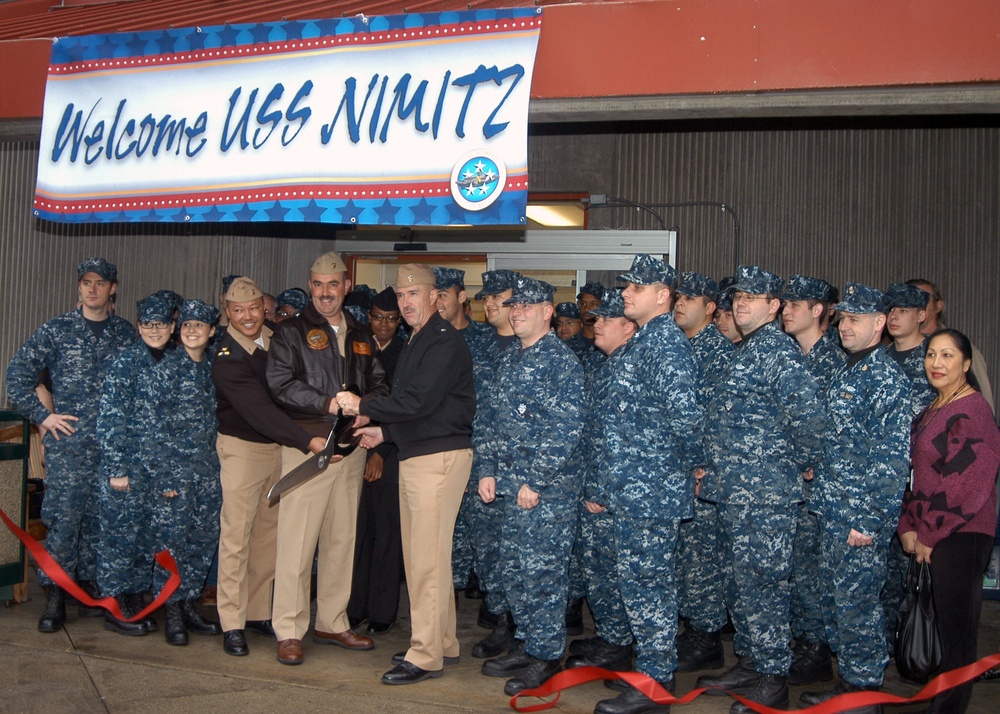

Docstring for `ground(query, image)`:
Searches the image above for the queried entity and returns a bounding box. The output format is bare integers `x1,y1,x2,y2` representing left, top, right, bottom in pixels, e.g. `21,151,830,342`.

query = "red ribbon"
510,653,1000,712
0,505,180,622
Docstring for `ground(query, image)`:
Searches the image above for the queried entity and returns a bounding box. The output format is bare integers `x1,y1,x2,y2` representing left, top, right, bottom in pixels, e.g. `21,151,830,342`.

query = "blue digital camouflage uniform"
814,346,910,686
96,339,174,598
885,339,935,417
790,330,847,645
451,316,498,589
700,319,830,676
150,344,221,602
480,328,584,661
676,321,736,634
7,308,133,587
595,310,704,683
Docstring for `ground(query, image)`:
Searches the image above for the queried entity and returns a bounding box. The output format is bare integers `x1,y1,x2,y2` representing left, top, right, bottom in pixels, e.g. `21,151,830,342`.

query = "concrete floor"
1,568,998,714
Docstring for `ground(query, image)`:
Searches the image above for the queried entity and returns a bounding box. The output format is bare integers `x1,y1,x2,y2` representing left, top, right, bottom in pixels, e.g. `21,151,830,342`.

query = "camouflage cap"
276,287,309,311
474,269,521,300
577,281,605,300
732,264,783,296
345,284,377,309
433,267,466,291
178,298,219,325
590,288,626,318
555,302,581,319
618,254,677,288
885,282,930,309
136,294,173,323
221,273,242,294
503,276,556,305
153,289,184,313
716,276,736,311
311,251,346,275
676,272,719,302
395,263,436,288
76,257,117,283
834,282,888,314
225,276,263,302
781,274,836,303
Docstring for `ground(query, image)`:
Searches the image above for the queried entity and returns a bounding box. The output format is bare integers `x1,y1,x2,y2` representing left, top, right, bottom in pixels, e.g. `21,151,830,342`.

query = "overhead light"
525,202,585,227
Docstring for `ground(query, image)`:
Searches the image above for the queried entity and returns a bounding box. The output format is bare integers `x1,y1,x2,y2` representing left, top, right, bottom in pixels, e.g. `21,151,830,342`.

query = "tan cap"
311,251,346,275
225,276,262,302
395,263,436,288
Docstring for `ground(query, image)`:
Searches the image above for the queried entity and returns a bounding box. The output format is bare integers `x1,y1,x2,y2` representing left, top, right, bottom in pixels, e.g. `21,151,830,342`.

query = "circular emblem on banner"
306,328,329,350
450,150,506,211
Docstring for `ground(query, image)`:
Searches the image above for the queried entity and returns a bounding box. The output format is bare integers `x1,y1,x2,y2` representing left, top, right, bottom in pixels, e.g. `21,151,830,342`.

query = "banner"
33,9,542,226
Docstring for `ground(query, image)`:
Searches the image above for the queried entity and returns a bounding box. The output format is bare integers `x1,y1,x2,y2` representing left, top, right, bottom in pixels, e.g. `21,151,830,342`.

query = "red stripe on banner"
510,655,1000,713
0,505,180,622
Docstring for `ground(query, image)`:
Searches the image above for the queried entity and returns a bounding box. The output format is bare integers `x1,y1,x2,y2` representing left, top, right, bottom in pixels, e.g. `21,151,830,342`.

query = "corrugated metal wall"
0,140,325,402
530,118,1000,406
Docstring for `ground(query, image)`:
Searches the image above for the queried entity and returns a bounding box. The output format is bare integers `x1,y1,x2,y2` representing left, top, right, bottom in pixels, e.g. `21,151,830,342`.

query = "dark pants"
926,532,992,714
347,450,403,625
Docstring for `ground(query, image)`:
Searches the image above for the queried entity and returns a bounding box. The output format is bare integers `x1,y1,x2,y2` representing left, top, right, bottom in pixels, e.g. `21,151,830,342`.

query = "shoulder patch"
307,328,329,350
352,341,371,356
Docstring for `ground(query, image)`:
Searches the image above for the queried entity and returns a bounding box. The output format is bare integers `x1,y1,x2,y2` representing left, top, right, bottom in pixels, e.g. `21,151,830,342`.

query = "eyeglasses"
732,292,771,303
369,313,401,322
138,321,170,330
276,309,299,318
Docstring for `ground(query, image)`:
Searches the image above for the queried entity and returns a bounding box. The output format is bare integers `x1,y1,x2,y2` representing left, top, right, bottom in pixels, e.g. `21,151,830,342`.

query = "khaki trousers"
215,434,283,631
399,449,472,670
272,445,366,641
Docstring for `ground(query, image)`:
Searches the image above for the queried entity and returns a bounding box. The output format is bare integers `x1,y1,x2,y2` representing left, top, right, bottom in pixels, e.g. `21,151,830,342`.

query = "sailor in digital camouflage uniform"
885,283,935,416
797,284,911,713
6,257,134,632
564,289,637,679
476,277,585,697
696,265,830,714
432,267,497,600
589,255,703,714
470,269,525,658
780,274,847,684
555,301,583,343
96,293,176,638
275,287,309,322
671,271,736,673
150,299,224,646
713,276,741,344
880,282,936,655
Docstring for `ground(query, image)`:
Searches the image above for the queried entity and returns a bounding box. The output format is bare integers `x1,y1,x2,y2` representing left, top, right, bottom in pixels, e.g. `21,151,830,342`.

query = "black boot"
104,594,148,636
38,586,66,633
565,642,633,671
477,599,500,629
568,635,608,656
675,624,724,672
482,642,532,677
127,592,157,632
799,680,883,714
164,602,189,645
565,597,584,636
696,655,758,696
465,572,486,599
729,674,788,714
180,599,221,635
77,580,104,618
787,637,833,685
503,656,562,695
595,677,674,714
472,611,517,658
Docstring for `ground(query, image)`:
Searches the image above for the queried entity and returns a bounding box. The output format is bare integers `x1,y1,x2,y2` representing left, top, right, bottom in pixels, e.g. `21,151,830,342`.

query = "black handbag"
895,555,943,683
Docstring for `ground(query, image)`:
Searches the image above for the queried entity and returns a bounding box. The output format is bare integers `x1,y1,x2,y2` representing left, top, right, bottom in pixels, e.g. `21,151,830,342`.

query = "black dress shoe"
223,629,249,656
367,619,395,635
245,619,275,636
504,657,562,695
38,586,66,633
392,652,461,665
381,661,443,685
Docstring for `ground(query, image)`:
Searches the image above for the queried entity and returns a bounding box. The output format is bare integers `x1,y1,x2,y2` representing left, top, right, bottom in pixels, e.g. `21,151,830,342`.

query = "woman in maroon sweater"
898,328,1000,713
